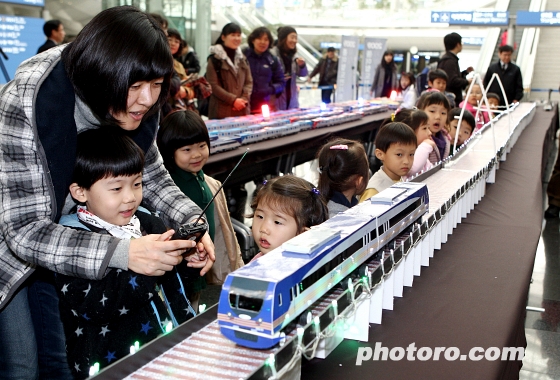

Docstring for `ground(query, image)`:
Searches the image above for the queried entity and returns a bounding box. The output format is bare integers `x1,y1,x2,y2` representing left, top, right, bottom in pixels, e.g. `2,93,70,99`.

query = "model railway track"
94,102,536,380
122,229,413,380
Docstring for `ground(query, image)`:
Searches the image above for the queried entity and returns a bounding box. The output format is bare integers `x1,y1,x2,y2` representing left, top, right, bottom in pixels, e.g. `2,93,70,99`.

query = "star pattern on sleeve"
81,313,90,321
61,284,69,294
160,318,171,328
99,294,108,306
129,276,139,290
118,306,129,315
75,327,83,337
74,363,81,372
140,321,153,335
99,325,110,337
83,283,91,297
148,292,153,299
105,351,117,363
71,309,78,317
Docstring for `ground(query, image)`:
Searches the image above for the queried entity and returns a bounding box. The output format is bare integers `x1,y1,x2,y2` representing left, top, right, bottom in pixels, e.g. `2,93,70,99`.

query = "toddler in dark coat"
56,129,204,378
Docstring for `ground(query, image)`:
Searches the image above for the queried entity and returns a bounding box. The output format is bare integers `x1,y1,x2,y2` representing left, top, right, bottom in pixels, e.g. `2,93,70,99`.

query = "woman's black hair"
317,138,369,202
416,91,451,111
249,175,328,232
161,75,182,118
62,6,173,127
167,28,185,58
381,50,395,68
157,110,210,172
247,27,273,50
73,128,144,189
391,108,429,132
375,122,417,152
215,22,242,45
276,26,297,55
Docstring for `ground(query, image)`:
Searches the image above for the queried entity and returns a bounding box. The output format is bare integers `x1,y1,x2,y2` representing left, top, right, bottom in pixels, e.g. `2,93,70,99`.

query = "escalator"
522,0,560,101
218,6,320,69
489,0,532,62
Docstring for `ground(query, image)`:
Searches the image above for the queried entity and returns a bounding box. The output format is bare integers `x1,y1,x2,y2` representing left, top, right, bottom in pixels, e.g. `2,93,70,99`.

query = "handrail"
516,0,548,93
216,6,319,69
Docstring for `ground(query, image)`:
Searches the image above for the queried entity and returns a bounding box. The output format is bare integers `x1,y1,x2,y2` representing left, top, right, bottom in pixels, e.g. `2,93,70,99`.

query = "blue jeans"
0,270,72,380
0,284,39,379
321,88,333,104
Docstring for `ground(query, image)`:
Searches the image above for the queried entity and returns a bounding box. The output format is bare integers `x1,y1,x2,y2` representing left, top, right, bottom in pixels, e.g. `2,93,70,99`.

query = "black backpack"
198,55,222,117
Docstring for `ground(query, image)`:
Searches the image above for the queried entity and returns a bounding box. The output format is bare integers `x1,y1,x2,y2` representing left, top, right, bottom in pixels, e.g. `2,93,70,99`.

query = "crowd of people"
0,6,531,379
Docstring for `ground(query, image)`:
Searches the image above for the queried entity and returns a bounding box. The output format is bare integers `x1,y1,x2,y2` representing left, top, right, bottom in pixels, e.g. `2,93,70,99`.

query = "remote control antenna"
194,148,249,224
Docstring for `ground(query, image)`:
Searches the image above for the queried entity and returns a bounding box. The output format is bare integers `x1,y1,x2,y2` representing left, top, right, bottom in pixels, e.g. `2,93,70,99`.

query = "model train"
204,102,390,154
217,182,428,349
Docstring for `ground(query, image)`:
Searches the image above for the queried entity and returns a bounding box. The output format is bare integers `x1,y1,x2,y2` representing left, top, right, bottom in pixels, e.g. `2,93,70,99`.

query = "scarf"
77,205,142,239
432,131,447,160
223,46,236,65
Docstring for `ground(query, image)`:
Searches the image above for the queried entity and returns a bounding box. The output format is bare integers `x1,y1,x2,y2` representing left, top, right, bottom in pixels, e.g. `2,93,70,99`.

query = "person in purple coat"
243,27,285,113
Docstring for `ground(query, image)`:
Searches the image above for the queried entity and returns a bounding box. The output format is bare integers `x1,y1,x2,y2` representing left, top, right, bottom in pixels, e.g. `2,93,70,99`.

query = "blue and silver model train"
217,182,428,349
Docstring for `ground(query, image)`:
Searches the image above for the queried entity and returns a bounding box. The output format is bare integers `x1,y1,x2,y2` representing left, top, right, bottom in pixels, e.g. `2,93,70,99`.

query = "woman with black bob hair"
0,6,215,379
370,50,398,99
62,9,172,127
270,25,308,110
206,22,253,119
243,26,285,113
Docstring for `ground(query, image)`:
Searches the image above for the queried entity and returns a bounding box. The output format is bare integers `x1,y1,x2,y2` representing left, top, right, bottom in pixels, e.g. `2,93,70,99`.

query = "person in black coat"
437,32,473,104
309,47,339,104
178,41,201,75
37,20,65,54
483,45,523,106
243,26,285,113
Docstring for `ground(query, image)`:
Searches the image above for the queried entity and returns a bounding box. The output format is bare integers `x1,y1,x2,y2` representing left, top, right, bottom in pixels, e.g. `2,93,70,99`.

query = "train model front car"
218,182,428,349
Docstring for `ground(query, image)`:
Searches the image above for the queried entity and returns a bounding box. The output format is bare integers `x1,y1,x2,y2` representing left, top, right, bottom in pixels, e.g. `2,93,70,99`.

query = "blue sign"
1,0,44,5
0,15,44,83
517,11,560,26
462,36,485,46
431,11,509,25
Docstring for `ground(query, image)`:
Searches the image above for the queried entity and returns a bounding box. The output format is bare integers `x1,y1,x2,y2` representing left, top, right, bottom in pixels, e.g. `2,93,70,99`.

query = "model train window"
299,251,347,294
369,229,377,241
229,278,268,313
389,199,423,228
298,237,364,294
238,295,264,313
344,238,363,259
229,293,237,309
